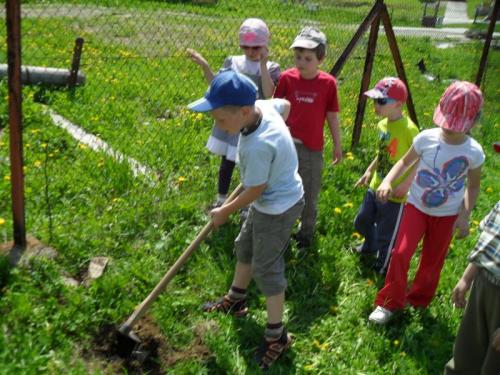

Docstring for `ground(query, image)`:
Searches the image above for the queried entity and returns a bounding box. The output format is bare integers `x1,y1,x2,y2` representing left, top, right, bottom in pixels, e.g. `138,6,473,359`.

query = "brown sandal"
202,295,248,317
254,329,293,370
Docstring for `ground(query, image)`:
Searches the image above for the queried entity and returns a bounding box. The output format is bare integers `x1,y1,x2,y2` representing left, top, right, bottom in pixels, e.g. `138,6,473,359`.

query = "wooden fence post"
6,0,26,249
352,14,381,149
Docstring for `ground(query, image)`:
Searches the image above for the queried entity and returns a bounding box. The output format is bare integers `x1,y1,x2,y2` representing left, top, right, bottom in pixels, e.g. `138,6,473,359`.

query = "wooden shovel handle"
122,183,244,329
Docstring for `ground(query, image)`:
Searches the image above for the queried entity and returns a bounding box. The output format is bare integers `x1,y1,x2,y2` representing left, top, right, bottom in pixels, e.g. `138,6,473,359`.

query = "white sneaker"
368,306,394,325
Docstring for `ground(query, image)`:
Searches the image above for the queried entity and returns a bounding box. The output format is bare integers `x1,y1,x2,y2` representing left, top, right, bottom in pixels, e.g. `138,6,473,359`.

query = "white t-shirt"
238,99,304,215
408,128,485,216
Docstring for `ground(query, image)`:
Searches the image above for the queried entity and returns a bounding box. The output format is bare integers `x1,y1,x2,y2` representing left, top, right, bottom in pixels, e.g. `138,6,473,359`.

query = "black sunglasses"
374,98,396,106
240,46,262,51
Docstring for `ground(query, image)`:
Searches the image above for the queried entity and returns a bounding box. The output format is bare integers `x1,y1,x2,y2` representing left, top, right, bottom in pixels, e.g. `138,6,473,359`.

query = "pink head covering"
239,18,269,47
433,81,483,133
364,77,408,102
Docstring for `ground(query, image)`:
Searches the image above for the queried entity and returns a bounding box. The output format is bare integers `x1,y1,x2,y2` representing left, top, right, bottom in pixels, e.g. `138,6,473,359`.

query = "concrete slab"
443,1,473,25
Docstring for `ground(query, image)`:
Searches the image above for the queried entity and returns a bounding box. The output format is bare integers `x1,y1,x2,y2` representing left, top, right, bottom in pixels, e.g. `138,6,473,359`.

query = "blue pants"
353,189,404,273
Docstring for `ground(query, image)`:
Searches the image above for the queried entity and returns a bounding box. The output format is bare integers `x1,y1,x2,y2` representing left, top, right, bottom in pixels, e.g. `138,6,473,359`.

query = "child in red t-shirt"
274,26,342,248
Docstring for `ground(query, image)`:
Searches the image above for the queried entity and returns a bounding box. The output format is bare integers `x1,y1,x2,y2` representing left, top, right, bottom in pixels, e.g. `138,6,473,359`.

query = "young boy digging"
187,70,304,370
354,77,419,274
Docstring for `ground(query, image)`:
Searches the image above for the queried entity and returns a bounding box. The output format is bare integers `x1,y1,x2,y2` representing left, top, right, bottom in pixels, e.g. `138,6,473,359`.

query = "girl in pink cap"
187,18,280,212
368,81,485,325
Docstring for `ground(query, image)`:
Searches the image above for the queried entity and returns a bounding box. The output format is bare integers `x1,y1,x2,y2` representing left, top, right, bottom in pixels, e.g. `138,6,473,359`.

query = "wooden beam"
475,0,499,87
6,0,26,248
330,0,383,77
380,4,419,127
352,14,381,149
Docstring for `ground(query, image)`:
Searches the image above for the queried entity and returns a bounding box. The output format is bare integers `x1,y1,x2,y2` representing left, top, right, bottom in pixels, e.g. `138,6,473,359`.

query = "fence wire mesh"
0,0,497,257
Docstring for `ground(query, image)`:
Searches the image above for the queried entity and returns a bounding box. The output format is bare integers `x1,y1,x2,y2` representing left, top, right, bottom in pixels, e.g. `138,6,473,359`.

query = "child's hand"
452,277,471,308
376,181,392,203
259,47,269,64
355,171,372,187
187,48,208,68
493,328,500,353
453,214,470,239
392,183,410,199
210,207,230,229
332,148,343,165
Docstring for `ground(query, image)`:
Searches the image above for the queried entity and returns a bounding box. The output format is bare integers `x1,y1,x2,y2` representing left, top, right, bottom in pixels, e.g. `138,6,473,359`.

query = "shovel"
117,183,244,356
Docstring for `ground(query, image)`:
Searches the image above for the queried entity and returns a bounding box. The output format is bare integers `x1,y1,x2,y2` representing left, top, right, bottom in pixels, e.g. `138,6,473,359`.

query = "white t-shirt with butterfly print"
408,128,485,217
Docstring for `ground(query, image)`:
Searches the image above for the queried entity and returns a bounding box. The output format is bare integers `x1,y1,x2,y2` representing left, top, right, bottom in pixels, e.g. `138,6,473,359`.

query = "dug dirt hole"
86,316,217,373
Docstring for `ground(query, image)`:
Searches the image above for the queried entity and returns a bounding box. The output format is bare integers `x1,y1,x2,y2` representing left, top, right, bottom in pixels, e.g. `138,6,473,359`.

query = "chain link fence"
0,0,497,262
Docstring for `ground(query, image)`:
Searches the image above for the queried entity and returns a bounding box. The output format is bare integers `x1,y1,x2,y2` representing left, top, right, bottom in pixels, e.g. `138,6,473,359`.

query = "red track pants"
375,204,458,310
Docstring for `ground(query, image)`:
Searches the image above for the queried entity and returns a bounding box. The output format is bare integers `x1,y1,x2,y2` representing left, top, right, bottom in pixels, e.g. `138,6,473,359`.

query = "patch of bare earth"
83,316,218,373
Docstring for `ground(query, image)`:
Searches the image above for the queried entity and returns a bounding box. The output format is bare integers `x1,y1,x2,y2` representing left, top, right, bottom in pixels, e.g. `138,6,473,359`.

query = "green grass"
0,1,499,374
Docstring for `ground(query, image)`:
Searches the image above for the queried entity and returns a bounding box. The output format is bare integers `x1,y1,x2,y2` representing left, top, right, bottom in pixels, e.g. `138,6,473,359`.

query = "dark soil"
85,316,218,374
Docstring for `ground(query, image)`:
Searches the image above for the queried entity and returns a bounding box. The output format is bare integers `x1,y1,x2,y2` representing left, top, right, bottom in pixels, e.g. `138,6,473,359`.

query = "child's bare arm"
377,146,419,203
186,48,215,83
452,263,478,308
454,166,481,239
210,184,266,228
355,156,378,187
280,100,291,122
259,47,275,98
326,111,342,165
392,161,418,198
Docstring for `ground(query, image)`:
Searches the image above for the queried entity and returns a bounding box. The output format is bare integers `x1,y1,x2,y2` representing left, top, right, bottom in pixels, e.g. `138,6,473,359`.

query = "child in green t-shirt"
353,77,419,274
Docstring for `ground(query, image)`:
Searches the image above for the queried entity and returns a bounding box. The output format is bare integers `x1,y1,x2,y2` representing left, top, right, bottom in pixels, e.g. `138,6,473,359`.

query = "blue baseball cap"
188,70,258,112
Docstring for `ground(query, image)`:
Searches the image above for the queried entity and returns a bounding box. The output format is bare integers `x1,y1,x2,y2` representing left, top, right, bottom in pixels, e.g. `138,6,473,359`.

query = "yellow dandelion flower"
472,220,479,226
178,176,187,183
334,207,342,214
393,340,399,346
34,160,42,168
196,113,204,121
345,152,354,160
343,202,353,208
352,231,362,239
78,143,88,150
486,187,493,193
304,364,315,372
4,175,11,181
0,218,5,225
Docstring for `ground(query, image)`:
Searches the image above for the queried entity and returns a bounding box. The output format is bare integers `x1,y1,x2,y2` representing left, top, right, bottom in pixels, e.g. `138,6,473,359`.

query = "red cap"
433,81,483,133
364,77,408,102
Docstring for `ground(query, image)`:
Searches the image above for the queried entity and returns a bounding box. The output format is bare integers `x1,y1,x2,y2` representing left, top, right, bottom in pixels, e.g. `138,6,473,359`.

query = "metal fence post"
6,0,26,249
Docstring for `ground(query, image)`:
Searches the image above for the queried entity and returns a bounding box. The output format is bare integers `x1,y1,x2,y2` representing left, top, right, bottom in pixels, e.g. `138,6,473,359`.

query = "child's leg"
266,293,285,326
353,189,378,253
295,144,323,244
218,156,236,196
406,213,457,307
374,204,426,310
444,270,500,375
373,201,405,273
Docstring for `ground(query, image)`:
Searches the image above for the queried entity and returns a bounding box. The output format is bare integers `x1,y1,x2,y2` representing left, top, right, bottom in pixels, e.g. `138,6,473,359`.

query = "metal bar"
330,0,383,77
68,37,84,88
6,0,26,248
475,0,499,87
352,14,381,149
380,4,419,127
